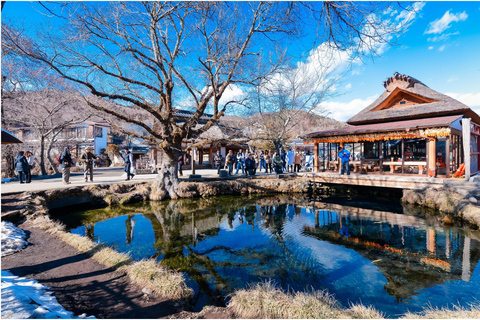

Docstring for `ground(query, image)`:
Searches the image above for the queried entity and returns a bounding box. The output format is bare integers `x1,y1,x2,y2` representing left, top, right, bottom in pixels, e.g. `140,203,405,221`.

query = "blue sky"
317,1,480,122
2,1,480,123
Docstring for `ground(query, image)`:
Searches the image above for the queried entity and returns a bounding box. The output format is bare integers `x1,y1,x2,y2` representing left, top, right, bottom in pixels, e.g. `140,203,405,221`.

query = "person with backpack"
264,150,273,174
14,151,30,184
59,146,73,184
79,146,99,182
258,151,266,172
122,147,134,181
273,152,283,178
245,153,256,176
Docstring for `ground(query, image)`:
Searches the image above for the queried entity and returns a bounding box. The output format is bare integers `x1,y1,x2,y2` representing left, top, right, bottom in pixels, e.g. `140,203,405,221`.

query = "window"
95,127,103,138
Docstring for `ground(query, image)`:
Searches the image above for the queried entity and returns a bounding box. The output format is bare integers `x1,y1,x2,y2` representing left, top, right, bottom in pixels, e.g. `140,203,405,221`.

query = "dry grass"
402,302,480,319
126,259,193,300
227,281,383,319
29,214,190,300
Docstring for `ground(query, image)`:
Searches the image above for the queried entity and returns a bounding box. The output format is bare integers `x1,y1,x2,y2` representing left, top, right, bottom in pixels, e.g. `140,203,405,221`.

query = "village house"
303,72,480,179
12,121,111,157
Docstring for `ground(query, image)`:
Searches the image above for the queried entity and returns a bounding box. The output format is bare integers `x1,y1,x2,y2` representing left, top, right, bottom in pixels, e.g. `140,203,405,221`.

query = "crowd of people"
213,148,313,177
11,146,315,185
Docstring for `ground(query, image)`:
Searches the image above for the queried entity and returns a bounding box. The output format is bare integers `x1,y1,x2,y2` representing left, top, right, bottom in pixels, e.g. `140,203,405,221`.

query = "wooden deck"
299,172,446,190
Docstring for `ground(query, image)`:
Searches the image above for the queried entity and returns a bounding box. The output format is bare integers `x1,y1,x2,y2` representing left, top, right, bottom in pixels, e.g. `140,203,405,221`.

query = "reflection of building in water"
303,209,480,301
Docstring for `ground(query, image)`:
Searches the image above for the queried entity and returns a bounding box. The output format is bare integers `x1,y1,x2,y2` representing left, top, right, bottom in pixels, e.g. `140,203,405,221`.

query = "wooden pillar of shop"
401,139,405,175
379,141,384,174
209,146,214,166
314,143,319,172
445,136,451,178
327,143,331,171
427,138,436,177
360,142,364,172
463,118,471,181
198,149,204,166
322,143,326,171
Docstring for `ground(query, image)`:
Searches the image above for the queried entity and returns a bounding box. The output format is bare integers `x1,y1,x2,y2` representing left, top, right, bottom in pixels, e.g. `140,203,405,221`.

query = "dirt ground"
1,220,197,319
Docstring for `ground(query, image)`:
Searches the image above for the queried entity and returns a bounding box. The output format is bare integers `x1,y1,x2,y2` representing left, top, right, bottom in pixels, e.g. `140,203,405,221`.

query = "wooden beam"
463,118,471,181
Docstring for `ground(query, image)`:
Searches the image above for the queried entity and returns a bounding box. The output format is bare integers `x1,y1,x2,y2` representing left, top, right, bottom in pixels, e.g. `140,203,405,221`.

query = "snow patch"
1,270,94,319
1,221,28,257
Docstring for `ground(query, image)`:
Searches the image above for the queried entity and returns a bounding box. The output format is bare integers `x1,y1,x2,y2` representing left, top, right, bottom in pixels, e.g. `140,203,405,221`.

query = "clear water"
57,195,480,318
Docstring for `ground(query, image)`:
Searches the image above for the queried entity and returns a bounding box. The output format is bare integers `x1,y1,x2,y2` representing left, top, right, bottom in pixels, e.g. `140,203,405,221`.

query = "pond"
53,194,480,318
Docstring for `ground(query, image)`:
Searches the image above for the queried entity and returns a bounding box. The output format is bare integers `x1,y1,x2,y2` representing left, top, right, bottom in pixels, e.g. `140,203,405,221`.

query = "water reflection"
61,195,480,317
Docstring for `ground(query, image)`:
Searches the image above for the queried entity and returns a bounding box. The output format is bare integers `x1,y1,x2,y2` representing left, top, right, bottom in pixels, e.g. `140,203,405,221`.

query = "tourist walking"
245,153,256,176
265,150,273,174
79,146,99,182
213,150,224,175
14,151,29,184
235,149,246,175
178,152,185,177
226,150,236,175
287,149,294,172
338,146,351,175
122,147,134,181
25,151,35,183
60,146,73,184
294,151,302,173
259,151,266,172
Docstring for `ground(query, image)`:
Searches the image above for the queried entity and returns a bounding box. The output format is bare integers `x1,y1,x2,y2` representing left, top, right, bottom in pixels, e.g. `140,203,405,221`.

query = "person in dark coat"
122,147,134,181
14,151,30,184
178,152,185,177
60,146,73,184
79,146,99,182
245,153,256,176
213,150,224,175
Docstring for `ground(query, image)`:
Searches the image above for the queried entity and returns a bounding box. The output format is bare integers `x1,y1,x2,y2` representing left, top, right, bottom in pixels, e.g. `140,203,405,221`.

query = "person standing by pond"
25,151,35,183
60,146,73,184
235,149,246,175
226,150,235,176
122,147,134,181
245,153,256,176
338,146,351,175
213,150,224,175
264,150,272,174
14,151,29,184
273,152,283,178
258,151,266,172
79,146,99,182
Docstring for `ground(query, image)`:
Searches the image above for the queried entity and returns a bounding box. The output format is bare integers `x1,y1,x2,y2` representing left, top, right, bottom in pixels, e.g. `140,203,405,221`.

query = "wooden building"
303,72,480,179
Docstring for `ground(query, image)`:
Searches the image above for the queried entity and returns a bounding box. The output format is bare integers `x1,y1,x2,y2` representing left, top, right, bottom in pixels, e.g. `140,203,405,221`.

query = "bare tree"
2,1,414,199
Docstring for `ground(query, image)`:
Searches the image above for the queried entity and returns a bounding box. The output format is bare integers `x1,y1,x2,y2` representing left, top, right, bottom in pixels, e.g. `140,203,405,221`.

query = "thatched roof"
347,72,480,125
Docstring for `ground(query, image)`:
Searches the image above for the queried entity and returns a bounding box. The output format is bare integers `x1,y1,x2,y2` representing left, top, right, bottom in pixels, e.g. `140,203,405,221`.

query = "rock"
142,288,152,295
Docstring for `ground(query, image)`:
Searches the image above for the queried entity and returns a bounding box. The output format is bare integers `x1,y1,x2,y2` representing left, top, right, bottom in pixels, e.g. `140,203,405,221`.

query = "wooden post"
360,142,364,173
445,136,450,178
428,138,437,177
401,139,405,175
463,118,471,181
379,141,384,174
314,142,319,172
191,147,196,175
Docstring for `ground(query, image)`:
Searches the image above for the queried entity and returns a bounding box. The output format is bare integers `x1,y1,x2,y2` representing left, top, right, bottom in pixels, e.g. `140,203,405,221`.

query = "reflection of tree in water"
125,215,136,245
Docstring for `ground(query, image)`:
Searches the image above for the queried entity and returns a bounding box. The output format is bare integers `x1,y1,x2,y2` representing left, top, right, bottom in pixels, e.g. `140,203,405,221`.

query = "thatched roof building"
303,72,480,179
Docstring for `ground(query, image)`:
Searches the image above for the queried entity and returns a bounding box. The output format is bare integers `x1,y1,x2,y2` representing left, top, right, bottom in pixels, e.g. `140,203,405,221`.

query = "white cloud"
427,31,460,42
424,11,468,35
447,76,459,83
428,46,434,50
438,45,446,52
445,92,480,109
345,83,352,90
317,96,377,122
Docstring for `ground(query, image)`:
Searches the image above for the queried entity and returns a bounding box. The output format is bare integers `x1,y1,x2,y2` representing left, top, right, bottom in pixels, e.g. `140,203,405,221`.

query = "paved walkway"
0,167,276,195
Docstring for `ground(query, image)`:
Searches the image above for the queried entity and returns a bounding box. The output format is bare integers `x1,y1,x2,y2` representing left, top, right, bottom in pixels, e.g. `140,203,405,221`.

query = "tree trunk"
46,138,59,174
4,154,16,178
39,135,48,176
150,148,181,201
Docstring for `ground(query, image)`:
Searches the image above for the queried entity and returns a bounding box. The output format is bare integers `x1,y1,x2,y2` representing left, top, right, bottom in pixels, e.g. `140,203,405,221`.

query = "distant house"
303,72,480,179
12,121,111,156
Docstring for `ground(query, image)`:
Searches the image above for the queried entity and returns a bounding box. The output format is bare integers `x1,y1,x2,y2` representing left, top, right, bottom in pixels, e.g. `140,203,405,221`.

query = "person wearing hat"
79,146,99,182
